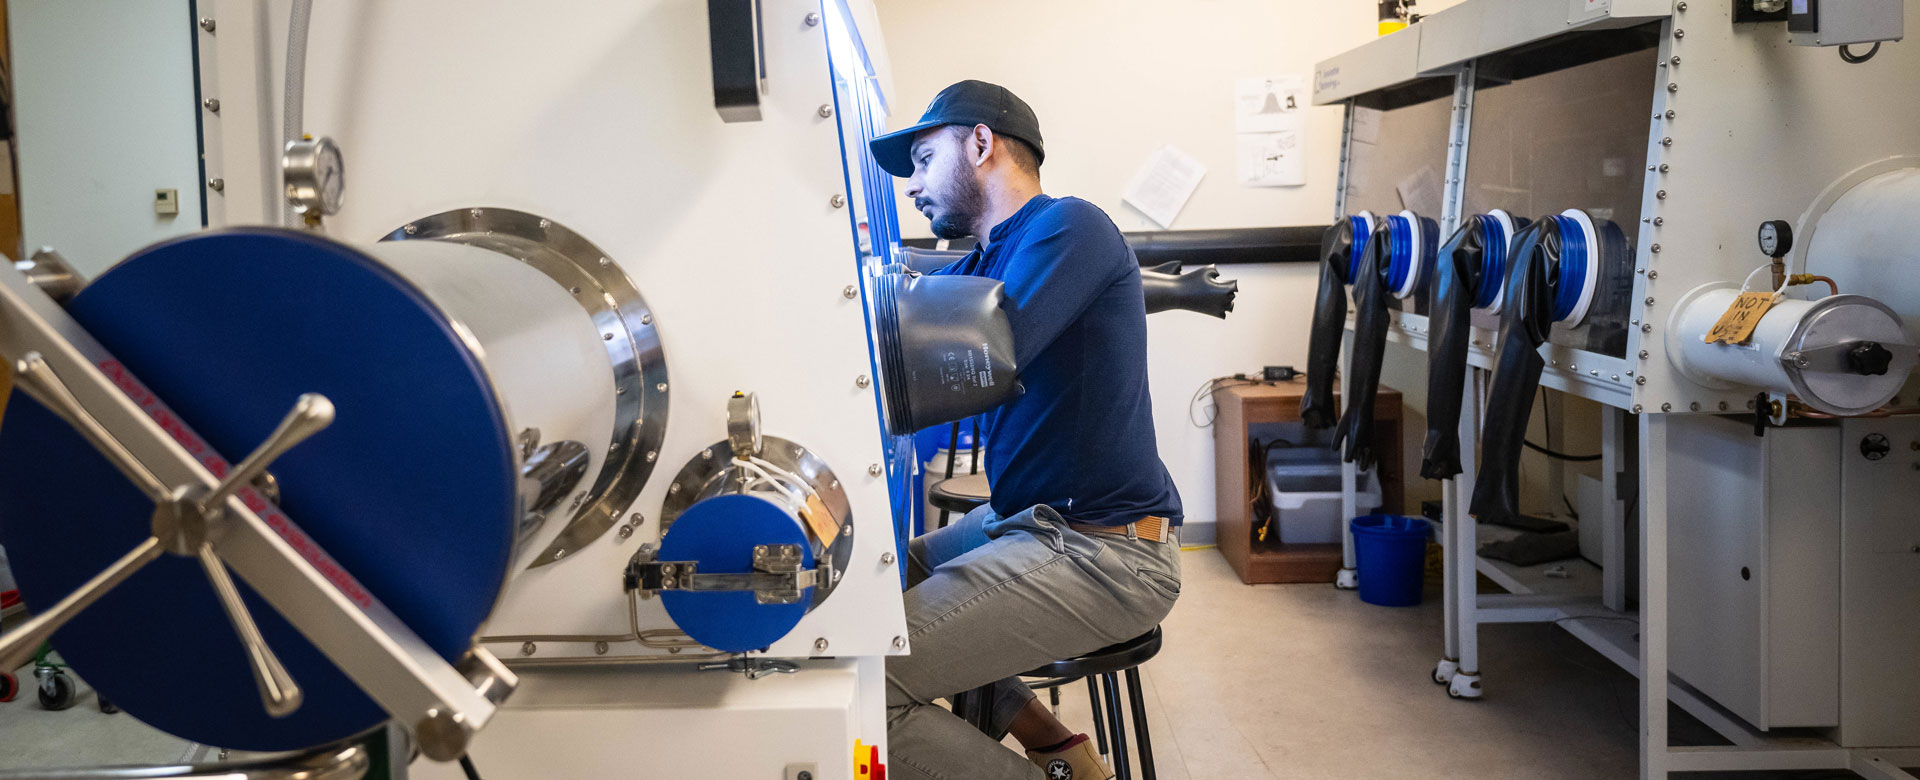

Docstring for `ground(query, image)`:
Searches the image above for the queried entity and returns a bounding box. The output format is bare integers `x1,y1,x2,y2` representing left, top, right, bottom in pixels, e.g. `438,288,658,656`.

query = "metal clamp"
626,544,819,605
696,657,800,680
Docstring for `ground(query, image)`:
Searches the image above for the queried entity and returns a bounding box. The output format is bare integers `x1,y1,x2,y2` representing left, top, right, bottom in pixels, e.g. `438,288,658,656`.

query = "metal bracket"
695,656,799,680
626,544,819,605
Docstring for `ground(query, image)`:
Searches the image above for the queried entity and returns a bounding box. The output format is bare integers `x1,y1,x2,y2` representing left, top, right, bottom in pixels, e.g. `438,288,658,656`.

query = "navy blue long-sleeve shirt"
931,195,1182,527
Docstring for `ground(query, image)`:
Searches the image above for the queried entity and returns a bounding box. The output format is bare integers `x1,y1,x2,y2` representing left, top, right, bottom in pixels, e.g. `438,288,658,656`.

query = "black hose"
460,755,484,780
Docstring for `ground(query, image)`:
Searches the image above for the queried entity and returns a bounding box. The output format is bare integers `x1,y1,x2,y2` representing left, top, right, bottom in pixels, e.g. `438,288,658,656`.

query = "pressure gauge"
1757,219,1793,259
282,136,345,217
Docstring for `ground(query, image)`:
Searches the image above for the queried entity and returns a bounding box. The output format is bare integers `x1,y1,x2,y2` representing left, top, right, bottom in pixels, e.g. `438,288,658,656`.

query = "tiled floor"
1016,547,1645,779
1,548,1895,778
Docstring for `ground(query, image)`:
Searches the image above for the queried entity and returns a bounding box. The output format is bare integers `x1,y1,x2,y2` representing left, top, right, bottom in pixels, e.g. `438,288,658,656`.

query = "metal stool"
926,419,985,529
1022,627,1164,780
927,473,991,521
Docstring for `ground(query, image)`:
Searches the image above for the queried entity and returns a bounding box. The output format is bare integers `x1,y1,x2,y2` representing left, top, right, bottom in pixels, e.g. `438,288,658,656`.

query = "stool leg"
1125,667,1156,780
1086,676,1109,760
1102,672,1130,780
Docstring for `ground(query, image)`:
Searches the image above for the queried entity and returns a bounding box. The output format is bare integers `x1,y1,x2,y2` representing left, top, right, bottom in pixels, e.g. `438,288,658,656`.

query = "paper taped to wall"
1123,145,1207,229
1237,132,1305,188
1234,76,1309,188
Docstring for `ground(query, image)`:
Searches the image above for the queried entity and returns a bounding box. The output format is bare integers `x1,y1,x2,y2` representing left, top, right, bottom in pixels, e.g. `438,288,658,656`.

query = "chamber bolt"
1690,402,1701,411
1674,29,1685,39
1645,296,1656,306
892,636,908,650
404,223,418,235
814,638,829,653
1648,270,1659,279
470,208,484,219
805,11,821,26
618,525,634,539
1662,403,1673,412
1639,350,1650,360
657,382,668,392
1633,404,1644,413
830,194,847,209
818,104,834,119
203,98,221,113
1636,377,1647,386
868,464,883,477
843,284,858,299
207,178,225,192
594,641,609,655
1654,217,1665,226
1718,401,1728,411
198,17,216,32
1671,56,1682,66
881,552,895,565
856,374,871,389
1657,190,1668,200
521,642,537,656
1651,244,1662,253
1642,323,1654,333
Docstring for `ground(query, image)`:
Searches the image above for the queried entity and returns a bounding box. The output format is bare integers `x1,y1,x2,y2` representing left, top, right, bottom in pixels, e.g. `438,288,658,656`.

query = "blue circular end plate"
0,228,517,751
657,494,813,654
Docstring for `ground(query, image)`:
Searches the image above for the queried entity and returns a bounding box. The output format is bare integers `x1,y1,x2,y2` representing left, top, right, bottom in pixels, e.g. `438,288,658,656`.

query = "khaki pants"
886,503,1181,780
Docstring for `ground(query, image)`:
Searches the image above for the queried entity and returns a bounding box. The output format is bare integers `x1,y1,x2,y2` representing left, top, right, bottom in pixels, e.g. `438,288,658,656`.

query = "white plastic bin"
1266,458,1381,544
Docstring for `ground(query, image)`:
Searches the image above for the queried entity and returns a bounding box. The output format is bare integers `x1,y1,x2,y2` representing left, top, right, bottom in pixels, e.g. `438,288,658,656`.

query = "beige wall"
873,0,1468,542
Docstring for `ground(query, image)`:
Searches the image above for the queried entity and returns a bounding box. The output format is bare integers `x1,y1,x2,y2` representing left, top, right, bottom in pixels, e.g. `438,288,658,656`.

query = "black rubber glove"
1334,223,1393,471
1142,262,1240,318
1469,219,1563,528
1421,217,1487,480
1301,222,1358,429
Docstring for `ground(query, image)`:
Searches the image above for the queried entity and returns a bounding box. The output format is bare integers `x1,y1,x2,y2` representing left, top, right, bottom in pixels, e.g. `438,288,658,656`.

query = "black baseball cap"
869,80,1045,178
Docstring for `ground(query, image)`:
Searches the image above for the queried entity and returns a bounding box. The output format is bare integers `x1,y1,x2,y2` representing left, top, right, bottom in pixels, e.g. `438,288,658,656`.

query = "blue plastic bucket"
1351,514,1430,607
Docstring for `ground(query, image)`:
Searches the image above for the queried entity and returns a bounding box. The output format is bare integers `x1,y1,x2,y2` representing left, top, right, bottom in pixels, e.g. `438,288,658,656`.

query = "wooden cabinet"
1211,381,1403,585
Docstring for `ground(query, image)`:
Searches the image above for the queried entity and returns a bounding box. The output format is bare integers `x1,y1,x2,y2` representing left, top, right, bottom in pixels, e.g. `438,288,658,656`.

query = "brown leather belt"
1068,515,1172,543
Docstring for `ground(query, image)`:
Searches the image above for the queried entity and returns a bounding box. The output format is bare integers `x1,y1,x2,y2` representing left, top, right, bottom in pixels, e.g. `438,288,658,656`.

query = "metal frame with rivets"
178,0,911,778
1315,1,1920,778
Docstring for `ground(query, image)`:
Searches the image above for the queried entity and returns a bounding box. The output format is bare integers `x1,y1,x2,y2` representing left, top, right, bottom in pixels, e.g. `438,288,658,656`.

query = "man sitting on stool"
869,80,1185,780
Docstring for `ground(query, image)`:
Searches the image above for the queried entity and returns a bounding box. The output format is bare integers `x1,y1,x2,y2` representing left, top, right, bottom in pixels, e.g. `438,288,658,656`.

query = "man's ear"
969,124,994,169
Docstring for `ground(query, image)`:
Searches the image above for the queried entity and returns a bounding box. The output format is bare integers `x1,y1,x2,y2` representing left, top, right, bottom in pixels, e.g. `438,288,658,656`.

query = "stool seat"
928,473,991,513
1021,626,1162,679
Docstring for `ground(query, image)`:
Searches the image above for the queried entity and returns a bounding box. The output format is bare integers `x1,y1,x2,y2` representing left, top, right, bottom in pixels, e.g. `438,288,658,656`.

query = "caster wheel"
38,671,76,710
98,697,118,714
1434,658,1459,686
1447,673,1483,700
1335,568,1359,590
0,673,16,702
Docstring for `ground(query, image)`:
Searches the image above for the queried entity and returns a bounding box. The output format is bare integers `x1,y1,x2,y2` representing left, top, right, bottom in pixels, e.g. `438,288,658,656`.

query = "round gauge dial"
283,136,345,217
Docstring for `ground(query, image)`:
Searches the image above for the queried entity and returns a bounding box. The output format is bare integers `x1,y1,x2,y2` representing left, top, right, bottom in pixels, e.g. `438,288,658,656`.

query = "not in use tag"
800,493,841,550
1705,292,1776,345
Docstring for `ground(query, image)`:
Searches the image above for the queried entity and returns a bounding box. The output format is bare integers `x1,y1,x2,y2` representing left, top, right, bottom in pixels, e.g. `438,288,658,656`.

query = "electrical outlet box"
153,188,179,216
1789,0,1904,47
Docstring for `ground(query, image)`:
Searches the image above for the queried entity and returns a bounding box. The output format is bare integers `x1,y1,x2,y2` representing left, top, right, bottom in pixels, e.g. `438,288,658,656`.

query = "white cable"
1737,263,1791,303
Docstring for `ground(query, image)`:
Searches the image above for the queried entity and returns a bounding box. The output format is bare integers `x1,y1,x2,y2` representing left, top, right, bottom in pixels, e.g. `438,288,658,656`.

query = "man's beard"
928,162,985,240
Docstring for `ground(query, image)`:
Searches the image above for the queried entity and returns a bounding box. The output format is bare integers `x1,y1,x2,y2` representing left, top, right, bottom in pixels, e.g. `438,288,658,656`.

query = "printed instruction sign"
1234,76,1308,187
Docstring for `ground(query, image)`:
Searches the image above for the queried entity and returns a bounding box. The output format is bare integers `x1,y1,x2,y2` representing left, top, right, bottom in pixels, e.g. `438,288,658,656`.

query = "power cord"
1840,42,1881,64
1187,371,1272,427
459,755,484,780
1529,388,1602,461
